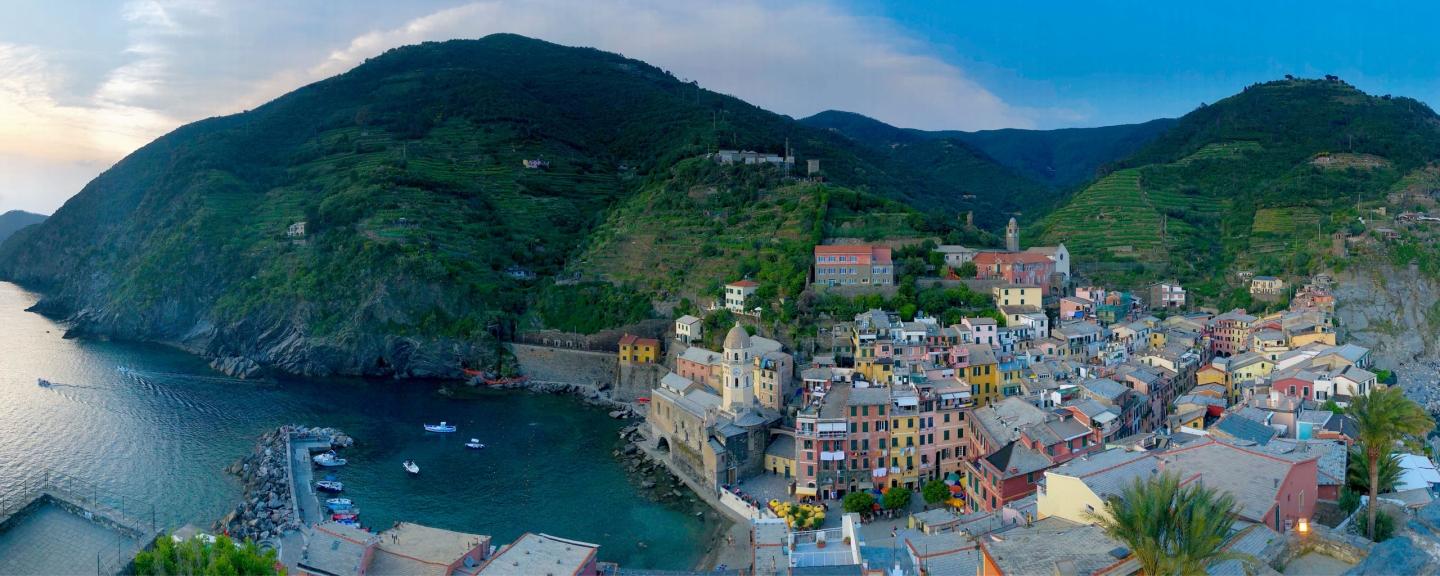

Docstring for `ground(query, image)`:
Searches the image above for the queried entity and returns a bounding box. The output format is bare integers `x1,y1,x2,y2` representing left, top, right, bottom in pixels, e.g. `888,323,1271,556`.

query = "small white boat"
316,480,344,493
424,422,456,433
326,498,352,507
403,460,420,475
313,451,347,467
465,439,486,450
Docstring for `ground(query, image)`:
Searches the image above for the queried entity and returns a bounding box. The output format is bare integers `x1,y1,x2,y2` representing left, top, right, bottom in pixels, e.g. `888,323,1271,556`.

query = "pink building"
1059,296,1094,320
973,252,1057,295
963,317,999,346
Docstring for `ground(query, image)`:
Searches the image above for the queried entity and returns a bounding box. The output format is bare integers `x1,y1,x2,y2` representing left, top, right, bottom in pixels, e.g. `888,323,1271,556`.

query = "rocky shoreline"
216,425,353,547
480,378,644,419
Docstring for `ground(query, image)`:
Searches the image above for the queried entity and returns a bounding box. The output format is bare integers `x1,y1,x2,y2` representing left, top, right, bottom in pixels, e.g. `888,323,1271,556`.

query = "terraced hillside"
578,159,920,298
1035,77,1440,305
1032,169,1164,260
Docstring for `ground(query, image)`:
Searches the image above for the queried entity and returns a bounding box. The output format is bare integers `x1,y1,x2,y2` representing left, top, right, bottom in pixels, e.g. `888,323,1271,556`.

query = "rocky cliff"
1334,262,1440,368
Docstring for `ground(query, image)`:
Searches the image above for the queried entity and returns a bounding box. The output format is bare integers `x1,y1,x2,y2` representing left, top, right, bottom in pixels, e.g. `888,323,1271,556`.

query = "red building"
972,252,1057,295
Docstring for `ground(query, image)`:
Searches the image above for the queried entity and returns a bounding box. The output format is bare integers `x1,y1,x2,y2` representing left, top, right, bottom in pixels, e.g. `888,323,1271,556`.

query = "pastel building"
814,245,894,286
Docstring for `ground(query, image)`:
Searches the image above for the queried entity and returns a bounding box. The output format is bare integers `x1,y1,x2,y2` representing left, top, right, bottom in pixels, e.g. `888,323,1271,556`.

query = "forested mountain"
0,35,1019,377
799,110,1177,188
1032,78,1440,304
0,210,46,243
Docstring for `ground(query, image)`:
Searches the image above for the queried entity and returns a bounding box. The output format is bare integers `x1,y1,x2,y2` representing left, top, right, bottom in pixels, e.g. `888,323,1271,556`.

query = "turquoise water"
0,282,709,569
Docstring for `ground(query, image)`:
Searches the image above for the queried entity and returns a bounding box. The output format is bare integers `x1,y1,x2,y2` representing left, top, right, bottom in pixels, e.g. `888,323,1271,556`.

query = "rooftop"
1164,440,1311,523
376,522,488,565
302,522,380,576
981,517,1131,576
478,533,597,576
845,386,890,406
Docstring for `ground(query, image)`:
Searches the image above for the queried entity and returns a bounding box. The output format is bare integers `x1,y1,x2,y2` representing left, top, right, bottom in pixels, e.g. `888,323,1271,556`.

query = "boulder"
1343,537,1437,575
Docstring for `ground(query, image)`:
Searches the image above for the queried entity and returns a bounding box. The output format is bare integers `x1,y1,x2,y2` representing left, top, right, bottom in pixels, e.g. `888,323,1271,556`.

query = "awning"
795,486,818,496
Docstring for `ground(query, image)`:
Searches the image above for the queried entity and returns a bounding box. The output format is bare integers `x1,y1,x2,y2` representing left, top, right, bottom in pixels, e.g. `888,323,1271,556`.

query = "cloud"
1,0,1054,213
250,0,1042,131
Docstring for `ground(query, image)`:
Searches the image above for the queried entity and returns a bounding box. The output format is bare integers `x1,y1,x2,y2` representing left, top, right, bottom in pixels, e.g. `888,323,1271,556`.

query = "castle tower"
721,322,754,413
1005,217,1020,252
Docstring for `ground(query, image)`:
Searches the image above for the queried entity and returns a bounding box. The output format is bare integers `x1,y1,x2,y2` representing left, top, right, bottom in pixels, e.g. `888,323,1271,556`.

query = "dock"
279,430,345,569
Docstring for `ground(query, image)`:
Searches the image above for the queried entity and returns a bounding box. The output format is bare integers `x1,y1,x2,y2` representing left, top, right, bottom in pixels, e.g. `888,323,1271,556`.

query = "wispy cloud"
0,0,1056,213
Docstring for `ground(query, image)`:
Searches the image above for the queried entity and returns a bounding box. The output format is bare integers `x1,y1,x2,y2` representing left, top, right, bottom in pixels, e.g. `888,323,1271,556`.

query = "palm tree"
1345,448,1401,496
1346,386,1435,540
1085,470,1250,575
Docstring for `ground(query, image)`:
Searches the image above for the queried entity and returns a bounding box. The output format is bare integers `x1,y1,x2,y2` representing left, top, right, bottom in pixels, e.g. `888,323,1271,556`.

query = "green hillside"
799,110,1176,189
0,210,46,243
0,35,1018,376
1034,78,1440,303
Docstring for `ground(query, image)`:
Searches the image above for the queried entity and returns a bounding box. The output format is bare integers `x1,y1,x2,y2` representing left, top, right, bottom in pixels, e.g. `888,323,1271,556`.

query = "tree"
882,487,913,511
1085,470,1250,575
1346,450,1401,496
921,479,951,507
133,533,282,575
842,491,875,514
956,261,977,278
1346,386,1435,541
1319,398,1344,415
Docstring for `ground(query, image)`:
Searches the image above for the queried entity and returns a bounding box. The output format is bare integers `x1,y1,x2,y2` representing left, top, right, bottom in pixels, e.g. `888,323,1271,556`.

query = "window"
804,440,813,449
879,406,885,416
862,405,869,416
808,466,814,476
892,438,899,447
851,440,857,451
850,423,856,433
850,406,856,417
1026,472,1034,483
862,439,869,450
944,413,951,423
862,422,869,433
906,436,914,447
944,430,950,440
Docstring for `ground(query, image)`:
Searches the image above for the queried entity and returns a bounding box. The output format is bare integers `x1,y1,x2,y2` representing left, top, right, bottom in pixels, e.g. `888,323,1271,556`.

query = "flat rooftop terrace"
0,502,141,575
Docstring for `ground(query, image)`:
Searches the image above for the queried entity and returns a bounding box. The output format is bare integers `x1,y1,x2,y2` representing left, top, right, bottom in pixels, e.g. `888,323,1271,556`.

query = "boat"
313,451,347,467
37,379,52,387
332,512,358,521
315,480,344,493
325,498,352,507
465,439,486,450
424,422,456,433
326,501,352,511
403,460,420,475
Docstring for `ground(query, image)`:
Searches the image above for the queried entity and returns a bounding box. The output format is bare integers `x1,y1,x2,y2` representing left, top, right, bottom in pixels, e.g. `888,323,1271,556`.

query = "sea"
0,281,711,569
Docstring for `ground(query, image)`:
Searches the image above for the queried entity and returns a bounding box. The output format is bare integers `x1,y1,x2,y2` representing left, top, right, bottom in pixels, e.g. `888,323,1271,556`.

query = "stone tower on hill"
1006,217,1020,252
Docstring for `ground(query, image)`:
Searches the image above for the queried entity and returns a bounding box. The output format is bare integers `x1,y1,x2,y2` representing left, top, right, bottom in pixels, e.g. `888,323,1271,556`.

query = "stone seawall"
509,344,617,388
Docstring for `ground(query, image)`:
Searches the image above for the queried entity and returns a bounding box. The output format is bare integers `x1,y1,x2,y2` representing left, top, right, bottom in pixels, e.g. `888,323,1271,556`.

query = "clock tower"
721,322,754,413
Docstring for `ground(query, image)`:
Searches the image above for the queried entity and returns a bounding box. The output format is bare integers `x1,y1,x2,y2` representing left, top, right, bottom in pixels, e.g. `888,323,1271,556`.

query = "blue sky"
844,1,1440,127
1,0,1437,213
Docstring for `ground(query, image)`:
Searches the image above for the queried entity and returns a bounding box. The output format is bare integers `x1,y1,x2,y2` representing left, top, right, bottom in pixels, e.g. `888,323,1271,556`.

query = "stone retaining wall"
509,344,618,388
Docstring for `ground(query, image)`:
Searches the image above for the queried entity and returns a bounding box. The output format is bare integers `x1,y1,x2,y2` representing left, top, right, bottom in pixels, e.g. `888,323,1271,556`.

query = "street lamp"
1297,518,1310,534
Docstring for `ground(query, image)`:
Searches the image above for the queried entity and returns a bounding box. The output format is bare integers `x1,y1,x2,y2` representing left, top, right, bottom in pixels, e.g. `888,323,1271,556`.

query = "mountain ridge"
0,210,47,244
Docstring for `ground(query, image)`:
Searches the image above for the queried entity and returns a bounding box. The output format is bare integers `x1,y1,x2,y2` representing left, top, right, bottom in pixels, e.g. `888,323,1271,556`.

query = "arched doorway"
657,437,671,454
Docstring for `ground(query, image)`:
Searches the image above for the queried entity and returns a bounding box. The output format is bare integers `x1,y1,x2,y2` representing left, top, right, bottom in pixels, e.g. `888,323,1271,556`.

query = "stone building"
648,324,781,488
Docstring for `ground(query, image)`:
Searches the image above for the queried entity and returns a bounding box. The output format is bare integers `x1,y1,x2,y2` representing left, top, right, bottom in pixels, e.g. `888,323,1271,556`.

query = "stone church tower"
1005,217,1020,252
721,323,754,413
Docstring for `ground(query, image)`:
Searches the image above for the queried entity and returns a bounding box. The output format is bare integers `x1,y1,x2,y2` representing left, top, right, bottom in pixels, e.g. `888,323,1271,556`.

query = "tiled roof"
1164,440,1307,523
678,347,721,365
986,441,1056,479
1212,413,1277,446
301,522,378,576
975,397,1050,445
676,315,700,325
764,434,796,458
904,532,979,576
1079,378,1129,402
845,386,890,406
1249,438,1346,487
981,517,1130,576
1207,524,1281,576
973,252,1052,264
727,279,759,288
478,533,597,576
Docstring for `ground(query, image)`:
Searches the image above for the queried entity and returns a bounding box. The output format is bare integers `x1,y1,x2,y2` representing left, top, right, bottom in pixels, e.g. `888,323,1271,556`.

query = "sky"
2,0,1438,215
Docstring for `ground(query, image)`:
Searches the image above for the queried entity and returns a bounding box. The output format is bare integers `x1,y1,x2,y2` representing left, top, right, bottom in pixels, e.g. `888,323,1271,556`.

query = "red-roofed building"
813,245,895,287
724,279,759,311
972,252,1057,295
618,334,659,364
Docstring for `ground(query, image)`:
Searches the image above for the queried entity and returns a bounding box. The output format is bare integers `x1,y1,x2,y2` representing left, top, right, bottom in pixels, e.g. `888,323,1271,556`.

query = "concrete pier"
278,432,344,569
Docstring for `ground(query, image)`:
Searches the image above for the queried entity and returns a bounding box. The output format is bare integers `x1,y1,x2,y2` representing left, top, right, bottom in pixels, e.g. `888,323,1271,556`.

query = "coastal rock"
209,355,263,379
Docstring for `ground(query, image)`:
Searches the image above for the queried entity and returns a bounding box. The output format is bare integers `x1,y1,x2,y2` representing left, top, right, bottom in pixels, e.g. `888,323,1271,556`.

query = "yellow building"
1197,362,1232,399
964,344,1001,408
763,435,796,478
1227,352,1275,387
1288,328,1336,348
889,399,921,488
619,335,659,364
992,285,1042,308
1148,331,1168,350
1038,450,1157,524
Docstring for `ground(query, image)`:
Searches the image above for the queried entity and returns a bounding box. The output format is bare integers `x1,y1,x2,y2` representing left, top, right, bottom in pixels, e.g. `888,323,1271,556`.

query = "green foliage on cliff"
1034,78,1440,302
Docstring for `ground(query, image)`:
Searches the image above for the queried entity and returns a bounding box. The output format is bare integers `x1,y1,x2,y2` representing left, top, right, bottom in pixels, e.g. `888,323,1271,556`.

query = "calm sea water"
0,282,709,569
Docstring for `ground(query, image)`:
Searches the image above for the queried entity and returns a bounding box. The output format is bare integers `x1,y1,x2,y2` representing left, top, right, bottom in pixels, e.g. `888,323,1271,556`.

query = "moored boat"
325,498,352,507
313,451,347,467
332,512,358,521
465,439,485,449
316,480,344,493
403,460,420,475
424,422,456,433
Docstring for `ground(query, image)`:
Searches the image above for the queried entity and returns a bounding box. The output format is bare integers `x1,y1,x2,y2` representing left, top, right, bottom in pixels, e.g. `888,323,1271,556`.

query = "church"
647,323,782,489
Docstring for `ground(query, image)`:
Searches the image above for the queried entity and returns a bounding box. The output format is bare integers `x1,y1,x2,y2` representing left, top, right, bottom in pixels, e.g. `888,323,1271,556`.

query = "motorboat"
325,498,352,507
332,512,358,522
315,480,344,493
313,451,347,467
424,422,456,433
326,501,352,511
403,460,420,475
465,439,485,450
37,379,52,387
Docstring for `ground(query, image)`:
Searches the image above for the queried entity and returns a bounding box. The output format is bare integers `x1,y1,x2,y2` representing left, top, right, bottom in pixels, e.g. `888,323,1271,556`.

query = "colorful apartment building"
754,351,794,412
971,252,1057,295
618,335,659,364
963,344,1001,408
724,279,759,312
1208,309,1257,357
814,245,895,287
991,284,1042,307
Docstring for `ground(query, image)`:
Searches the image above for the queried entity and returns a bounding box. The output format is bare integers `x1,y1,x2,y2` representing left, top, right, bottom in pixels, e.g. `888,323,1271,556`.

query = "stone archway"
656,437,671,453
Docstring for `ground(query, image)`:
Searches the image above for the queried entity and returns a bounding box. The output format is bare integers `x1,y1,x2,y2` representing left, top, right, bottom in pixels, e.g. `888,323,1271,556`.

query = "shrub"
1361,506,1395,542
1338,487,1360,514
